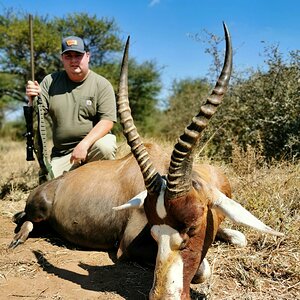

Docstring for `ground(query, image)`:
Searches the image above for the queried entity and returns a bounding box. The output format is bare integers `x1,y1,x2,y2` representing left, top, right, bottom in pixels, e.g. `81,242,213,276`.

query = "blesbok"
10,23,283,299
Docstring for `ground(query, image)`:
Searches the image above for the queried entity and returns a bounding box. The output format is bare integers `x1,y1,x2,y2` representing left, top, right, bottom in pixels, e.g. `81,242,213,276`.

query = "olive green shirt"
39,70,117,157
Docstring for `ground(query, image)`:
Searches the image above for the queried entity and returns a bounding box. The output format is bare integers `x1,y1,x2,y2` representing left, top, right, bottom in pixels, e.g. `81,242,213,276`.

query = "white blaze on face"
150,224,184,300
156,179,167,219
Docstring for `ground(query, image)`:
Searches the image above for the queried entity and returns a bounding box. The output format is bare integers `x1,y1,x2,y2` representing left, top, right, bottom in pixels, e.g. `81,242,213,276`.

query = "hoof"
217,228,247,247
8,221,33,249
192,258,211,284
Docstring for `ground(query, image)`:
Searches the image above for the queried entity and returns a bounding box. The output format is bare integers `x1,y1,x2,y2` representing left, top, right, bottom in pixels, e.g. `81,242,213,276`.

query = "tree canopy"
164,43,300,161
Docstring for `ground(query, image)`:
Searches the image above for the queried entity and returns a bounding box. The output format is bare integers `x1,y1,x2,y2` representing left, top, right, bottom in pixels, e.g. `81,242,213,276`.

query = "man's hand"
26,80,41,106
70,140,90,165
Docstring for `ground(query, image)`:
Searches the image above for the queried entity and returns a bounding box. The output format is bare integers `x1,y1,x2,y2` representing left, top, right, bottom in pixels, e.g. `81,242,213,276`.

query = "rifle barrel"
29,14,34,82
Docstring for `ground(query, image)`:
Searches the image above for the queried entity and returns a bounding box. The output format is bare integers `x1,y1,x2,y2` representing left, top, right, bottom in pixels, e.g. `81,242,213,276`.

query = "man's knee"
50,153,74,178
88,134,117,161
93,140,116,160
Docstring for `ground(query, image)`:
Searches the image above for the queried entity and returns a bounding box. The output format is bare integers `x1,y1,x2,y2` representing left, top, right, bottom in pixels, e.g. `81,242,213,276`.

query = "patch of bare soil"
0,214,156,299
1,214,155,299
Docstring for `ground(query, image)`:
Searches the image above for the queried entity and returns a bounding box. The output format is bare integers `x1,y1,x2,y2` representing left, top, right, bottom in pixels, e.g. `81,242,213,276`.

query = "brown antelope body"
10,23,282,300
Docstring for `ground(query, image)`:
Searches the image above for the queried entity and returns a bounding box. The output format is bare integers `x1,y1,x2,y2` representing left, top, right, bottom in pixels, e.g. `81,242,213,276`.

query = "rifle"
23,105,34,161
23,14,35,161
24,14,54,183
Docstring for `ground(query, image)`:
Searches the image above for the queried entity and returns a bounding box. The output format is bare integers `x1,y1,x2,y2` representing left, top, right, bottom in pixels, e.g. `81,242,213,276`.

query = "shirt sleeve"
96,80,117,123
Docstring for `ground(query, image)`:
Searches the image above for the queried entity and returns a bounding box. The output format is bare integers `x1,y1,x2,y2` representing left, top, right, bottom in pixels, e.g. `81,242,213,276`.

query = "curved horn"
117,36,162,193
166,22,233,200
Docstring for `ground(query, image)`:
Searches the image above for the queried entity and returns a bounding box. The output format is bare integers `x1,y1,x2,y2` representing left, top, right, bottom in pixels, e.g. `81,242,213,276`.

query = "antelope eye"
179,238,188,250
192,179,202,191
187,226,196,236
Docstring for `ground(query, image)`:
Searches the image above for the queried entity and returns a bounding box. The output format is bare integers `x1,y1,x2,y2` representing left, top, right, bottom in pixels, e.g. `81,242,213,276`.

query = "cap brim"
61,49,85,54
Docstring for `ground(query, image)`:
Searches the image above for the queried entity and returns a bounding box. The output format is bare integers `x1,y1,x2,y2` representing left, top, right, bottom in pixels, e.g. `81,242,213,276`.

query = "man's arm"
70,119,114,164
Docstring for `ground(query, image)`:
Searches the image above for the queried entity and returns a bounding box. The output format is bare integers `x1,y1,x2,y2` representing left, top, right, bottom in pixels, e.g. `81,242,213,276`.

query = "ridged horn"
166,22,233,200
117,36,162,194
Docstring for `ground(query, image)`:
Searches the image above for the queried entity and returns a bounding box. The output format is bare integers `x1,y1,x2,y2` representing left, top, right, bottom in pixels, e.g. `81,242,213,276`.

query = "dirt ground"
0,212,155,299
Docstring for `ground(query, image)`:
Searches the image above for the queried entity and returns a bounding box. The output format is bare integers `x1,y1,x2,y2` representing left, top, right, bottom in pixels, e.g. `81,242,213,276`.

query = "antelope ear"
112,190,147,211
212,192,284,237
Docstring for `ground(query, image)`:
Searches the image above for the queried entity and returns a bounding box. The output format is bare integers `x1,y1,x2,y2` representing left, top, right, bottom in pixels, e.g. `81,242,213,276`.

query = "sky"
0,0,299,100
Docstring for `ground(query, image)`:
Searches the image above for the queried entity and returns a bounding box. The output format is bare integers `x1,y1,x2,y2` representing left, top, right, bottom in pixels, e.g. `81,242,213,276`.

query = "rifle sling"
36,96,54,182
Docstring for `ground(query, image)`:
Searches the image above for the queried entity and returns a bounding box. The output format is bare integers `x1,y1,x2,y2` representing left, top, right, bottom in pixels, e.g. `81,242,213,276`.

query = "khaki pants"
51,133,117,178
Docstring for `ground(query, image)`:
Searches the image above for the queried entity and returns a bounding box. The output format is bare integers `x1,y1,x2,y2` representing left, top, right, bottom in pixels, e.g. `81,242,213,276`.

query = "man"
26,36,117,178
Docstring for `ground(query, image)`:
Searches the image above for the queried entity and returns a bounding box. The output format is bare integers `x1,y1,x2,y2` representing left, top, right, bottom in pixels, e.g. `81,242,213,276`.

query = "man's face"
61,51,90,81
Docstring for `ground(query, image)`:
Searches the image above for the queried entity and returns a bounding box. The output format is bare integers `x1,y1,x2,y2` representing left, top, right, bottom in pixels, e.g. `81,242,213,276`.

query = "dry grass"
0,139,299,299
197,144,300,299
0,139,39,200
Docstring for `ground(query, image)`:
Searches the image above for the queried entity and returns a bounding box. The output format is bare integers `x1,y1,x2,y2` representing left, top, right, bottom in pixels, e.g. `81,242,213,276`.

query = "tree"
225,45,300,160
54,13,122,66
0,11,61,83
94,58,162,135
161,78,211,141
201,44,300,161
162,34,300,161
0,10,122,83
